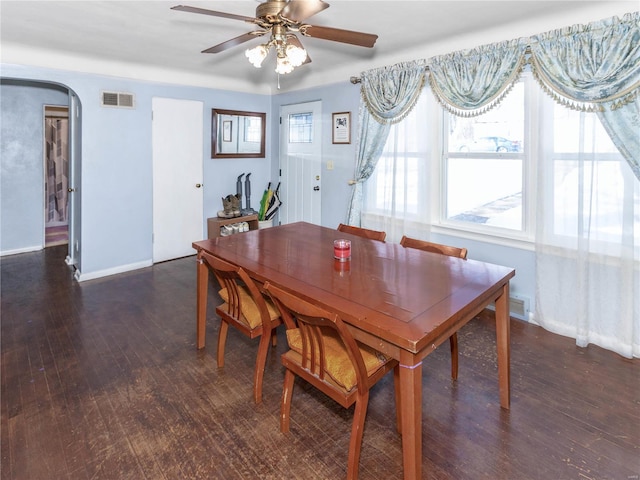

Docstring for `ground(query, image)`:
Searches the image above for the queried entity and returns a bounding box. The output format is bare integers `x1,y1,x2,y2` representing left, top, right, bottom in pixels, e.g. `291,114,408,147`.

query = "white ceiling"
1,1,637,93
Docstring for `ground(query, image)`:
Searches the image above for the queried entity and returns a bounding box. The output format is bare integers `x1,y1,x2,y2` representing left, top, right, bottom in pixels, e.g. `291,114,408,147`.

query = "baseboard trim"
75,259,153,282
1,245,43,256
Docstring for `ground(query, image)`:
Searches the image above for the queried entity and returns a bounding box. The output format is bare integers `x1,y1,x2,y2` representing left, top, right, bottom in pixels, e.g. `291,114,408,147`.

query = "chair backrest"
400,235,468,259
264,282,369,394
337,223,386,242
200,251,271,329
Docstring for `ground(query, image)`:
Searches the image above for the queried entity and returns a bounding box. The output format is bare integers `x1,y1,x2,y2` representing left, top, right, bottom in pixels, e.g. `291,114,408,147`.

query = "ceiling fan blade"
202,32,260,54
287,35,312,65
280,0,329,23
171,5,257,23
300,24,378,48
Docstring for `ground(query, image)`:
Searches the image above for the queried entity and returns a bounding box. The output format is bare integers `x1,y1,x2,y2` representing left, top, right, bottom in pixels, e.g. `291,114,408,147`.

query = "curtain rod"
350,46,532,84
350,65,432,85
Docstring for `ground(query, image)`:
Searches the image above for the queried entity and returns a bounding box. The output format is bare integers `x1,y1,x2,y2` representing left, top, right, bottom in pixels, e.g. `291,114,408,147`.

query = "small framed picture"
332,112,351,144
223,120,232,142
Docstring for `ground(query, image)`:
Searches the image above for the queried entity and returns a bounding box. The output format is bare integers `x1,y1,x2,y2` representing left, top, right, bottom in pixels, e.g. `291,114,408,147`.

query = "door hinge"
279,116,282,124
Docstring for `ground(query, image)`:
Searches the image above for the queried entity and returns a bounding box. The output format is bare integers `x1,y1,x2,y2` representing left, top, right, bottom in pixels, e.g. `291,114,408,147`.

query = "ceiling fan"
171,0,378,74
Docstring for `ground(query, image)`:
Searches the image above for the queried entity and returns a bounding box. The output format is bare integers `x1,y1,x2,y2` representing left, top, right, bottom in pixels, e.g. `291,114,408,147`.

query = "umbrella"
258,182,272,220
265,182,282,220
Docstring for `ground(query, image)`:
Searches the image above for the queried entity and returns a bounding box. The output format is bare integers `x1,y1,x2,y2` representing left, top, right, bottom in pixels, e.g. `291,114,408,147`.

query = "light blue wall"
432,232,536,315
1,63,271,277
0,80,68,252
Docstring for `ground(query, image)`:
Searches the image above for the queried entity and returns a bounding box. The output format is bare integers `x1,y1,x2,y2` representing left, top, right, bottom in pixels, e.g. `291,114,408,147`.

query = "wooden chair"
337,223,386,242
400,235,468,260
201,251,282,404
264,282,398,480
400,235,468,381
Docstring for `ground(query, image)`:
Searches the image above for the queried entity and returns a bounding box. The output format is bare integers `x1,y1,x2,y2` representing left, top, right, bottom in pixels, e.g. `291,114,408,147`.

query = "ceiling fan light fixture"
275,55,294,75
245,44,268,68
285,44,307,67
173,3,379,79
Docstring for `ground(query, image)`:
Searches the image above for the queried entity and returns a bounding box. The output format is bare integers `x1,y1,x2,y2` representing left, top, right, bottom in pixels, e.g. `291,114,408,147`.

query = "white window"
363,72,638,252
288,112,313,143
442,80,527,236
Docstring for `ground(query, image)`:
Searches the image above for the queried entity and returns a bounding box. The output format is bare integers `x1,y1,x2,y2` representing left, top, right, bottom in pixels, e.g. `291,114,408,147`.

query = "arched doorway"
0,78,82,271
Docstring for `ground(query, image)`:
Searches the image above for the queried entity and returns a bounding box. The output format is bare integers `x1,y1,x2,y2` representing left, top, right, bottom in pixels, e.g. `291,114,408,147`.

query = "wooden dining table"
192,222,515,480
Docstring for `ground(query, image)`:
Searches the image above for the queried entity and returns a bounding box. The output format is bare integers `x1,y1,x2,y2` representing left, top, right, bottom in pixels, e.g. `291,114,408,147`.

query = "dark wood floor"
2,245,639,480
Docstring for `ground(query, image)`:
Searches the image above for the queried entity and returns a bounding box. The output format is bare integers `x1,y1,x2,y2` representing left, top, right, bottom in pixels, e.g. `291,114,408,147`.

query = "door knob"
68,187,75,192
195,183,203,188
313,186,320,191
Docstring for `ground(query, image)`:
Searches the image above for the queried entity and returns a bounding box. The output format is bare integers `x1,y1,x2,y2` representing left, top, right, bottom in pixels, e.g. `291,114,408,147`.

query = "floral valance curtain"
529,12,640,179
529,13,639,110
360,60,428,125
425,12,640,179
428,39,528,117
347,60,427,225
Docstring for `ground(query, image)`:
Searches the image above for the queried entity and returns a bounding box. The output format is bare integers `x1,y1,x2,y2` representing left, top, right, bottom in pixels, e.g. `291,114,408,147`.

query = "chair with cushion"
337,223,386,242
400,235,468,380
264,281,398,480
201,251,282,404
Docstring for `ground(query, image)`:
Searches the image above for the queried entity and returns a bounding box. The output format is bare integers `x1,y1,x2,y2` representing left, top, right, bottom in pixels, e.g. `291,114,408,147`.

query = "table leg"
398,358,423,480
495,282,511,409
196,254,208,349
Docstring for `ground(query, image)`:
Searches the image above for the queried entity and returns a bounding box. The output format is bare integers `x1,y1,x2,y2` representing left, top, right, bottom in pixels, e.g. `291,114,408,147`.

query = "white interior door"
279,101,322,225
152,97,203,262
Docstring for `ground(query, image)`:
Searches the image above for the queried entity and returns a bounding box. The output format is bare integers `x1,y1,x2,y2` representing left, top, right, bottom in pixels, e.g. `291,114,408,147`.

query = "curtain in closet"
45,116,69,224
346,60,426,226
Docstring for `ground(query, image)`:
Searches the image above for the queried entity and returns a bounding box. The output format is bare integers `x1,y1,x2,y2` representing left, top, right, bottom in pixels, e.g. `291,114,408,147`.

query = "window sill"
431,222,535,251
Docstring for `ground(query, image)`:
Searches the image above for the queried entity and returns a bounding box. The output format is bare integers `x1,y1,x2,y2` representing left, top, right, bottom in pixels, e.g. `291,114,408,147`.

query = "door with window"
279,101,322,225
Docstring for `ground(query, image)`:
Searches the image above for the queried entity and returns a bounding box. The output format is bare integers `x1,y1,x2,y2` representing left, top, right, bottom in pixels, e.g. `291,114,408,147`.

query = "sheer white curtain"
534,93,640,358
361,80,640,358
347,60,427,226
361,91,433,243
529,13,640,358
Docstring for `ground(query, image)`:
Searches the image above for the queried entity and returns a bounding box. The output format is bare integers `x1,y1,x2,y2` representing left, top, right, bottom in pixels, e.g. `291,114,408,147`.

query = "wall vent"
101,91,135,109
488,293,530,321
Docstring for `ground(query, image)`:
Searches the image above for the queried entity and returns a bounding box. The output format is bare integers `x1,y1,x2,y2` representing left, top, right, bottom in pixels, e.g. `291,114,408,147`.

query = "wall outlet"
327,161,334,170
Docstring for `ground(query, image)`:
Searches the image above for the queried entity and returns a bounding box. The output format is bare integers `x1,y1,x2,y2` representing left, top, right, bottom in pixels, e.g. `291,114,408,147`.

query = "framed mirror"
212,109,266,158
